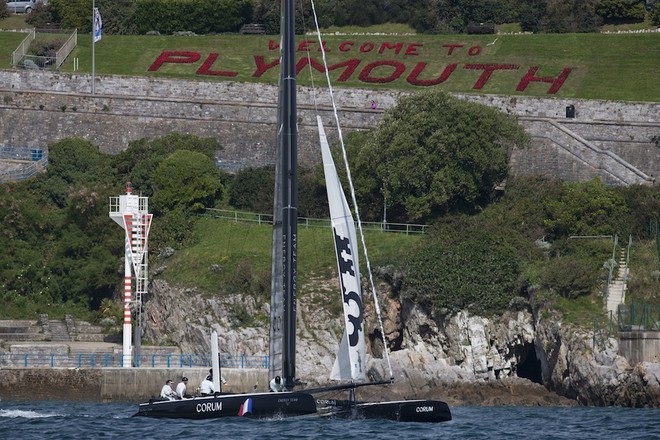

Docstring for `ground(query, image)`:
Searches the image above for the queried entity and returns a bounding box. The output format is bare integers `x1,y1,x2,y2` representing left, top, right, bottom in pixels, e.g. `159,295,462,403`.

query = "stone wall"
0,70,657,183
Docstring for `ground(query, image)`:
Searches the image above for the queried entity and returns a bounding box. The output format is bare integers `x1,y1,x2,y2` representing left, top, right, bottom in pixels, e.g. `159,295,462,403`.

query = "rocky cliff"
142,277,659,407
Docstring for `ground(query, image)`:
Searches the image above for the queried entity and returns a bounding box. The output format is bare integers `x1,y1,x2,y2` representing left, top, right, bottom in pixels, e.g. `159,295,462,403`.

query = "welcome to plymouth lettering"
148,39,572,94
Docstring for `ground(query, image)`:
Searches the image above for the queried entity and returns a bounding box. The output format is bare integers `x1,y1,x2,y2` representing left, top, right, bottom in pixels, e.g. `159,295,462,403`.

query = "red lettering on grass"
516,67,572,94
405,43,423,56
197,54,238,77
252,56,279,77
378,42,404,55
148,51,201,71
358,61,406,83
339,41,354,52
407,63,457,86
443,44,464,55
464,64,519,89
297,58,362,81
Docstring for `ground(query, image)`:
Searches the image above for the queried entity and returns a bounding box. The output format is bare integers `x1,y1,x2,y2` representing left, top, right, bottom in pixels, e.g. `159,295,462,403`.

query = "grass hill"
0,21,658,102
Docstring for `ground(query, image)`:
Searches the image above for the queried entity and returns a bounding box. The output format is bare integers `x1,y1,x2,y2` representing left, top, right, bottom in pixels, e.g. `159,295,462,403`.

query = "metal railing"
56,29,77,68
11,29,35,67
21,54,56,70
617,303,660,332
0,146,48,182
592,312,614,350
203,208,428,234
0,352,269,369
11,28,77,70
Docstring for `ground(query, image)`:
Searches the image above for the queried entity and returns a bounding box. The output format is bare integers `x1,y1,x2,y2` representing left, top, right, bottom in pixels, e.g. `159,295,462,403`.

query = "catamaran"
134,0,451,422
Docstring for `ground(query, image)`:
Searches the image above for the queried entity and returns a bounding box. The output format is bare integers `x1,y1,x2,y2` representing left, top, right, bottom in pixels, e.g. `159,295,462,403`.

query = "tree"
350,89,528,223
113,132,221,197
47,138,115,190
544,178,628,239
229,165,275,213
597,0,646,23
151,149,224,214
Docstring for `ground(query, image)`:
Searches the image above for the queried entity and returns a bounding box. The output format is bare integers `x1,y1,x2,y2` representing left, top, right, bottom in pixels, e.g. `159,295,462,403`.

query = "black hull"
317,399,452,423
133,392,317,419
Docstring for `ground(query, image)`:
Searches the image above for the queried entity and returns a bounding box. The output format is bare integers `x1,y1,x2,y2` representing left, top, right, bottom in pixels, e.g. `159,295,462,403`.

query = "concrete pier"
0,368,269,402
619,331,660,365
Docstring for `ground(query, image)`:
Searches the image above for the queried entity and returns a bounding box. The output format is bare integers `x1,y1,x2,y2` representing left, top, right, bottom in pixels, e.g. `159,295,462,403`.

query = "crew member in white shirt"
176,377,189,399
200,375,215,396
269,375,285,392
160,379,177,400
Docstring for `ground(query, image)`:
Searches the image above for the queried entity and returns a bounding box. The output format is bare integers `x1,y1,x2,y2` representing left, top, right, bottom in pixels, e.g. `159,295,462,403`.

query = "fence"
56,29,77,68
203,208,428,234
652,218,659,260
592,312,614,350
11,28,77,70
0,352,269,369
11,29,35,67
617,303,660,332
0,146,48,182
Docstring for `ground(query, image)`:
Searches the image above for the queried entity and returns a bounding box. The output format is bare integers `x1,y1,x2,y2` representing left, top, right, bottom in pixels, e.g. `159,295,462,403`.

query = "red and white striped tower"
109,182,152,367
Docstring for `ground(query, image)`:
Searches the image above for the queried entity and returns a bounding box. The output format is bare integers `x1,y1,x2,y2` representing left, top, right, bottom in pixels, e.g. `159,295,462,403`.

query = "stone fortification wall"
0,70,657,182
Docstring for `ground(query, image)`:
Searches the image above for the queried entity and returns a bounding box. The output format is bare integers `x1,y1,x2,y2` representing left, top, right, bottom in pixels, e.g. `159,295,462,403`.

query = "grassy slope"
73,33,660,101
0,22,658,101
167,217,422,296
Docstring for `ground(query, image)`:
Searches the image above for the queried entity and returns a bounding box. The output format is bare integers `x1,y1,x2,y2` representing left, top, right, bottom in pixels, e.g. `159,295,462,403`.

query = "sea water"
0,400,658,439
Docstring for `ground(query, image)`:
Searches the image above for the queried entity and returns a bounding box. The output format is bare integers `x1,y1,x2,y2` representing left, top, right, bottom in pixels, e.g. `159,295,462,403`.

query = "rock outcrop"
142,278,659,407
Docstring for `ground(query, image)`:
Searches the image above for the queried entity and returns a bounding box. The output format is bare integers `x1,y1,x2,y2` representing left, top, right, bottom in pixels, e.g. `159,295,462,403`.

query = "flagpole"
92,0,96,94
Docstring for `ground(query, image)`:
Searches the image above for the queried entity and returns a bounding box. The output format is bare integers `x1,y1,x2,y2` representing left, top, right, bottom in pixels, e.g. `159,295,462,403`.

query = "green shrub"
28,39,64,57
539,238,610,299
0,0,8,19
229,166,274,213
597,0,647,22
652,4,660,25
151,149,224,214
402,215,522,314
134,0,252,35
541,256,601,298
25,4,55,28
544,178,628,239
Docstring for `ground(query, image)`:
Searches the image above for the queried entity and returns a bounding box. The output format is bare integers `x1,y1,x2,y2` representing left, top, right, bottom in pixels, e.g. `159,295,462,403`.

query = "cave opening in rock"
516,343,543,384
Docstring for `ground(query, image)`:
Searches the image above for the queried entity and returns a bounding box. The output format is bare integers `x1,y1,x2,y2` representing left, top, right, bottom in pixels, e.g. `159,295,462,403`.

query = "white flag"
93,8,102,43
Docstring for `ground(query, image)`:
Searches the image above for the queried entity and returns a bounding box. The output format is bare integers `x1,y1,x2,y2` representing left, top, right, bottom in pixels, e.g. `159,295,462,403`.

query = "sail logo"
196,402,223,413
333,230,364,348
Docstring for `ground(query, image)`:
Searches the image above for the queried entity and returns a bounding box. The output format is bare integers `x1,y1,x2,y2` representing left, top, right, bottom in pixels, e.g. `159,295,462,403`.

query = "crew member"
176,376,191,399
269,375,285,392
200,375,215,396
207,369,227,385
160,379,178,400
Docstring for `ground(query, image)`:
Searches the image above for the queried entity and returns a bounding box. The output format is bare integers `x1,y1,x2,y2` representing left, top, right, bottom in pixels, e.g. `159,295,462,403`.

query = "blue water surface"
0,400,658,440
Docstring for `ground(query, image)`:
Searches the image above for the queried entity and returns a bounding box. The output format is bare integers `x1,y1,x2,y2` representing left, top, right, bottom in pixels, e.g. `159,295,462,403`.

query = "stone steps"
47,320,70,341
606,252,628,317
0,317,115,344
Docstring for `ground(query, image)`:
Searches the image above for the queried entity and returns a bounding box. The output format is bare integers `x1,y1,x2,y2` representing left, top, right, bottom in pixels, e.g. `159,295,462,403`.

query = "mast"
270,0,297,390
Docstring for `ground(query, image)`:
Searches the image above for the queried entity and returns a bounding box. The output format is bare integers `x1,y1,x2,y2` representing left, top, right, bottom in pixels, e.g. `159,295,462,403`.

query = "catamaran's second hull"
133,392,317,419
317,399,452,423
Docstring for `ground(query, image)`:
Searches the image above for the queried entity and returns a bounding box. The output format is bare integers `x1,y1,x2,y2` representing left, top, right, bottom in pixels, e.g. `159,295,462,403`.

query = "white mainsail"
318,115,366,382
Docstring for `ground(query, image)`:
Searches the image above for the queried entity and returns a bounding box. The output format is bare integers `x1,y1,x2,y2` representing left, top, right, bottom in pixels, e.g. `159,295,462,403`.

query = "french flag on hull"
238,398,253,416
